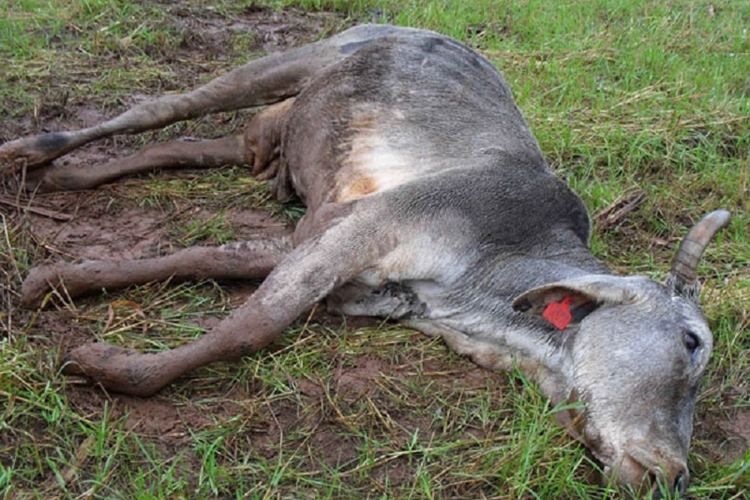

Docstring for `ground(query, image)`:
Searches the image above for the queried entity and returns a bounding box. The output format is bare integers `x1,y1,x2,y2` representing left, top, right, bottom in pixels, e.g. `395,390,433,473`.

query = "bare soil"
1,2,747,497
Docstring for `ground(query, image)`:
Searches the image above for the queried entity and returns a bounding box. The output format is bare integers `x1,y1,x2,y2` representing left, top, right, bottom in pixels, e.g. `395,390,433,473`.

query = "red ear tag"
543,296,573,331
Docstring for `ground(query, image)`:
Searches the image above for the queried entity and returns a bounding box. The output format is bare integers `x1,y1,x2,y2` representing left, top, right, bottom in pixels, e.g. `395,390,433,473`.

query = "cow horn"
667,210,731,300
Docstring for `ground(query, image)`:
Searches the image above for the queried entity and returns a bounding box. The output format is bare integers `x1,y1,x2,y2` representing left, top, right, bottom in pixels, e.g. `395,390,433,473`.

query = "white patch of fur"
334,105,419,202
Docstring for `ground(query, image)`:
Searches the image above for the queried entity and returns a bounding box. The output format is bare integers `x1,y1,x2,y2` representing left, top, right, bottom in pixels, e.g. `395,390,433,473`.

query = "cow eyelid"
682,330,700,353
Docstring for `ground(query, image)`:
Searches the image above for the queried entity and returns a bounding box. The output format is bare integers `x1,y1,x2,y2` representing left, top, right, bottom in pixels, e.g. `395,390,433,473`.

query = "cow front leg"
59,215,385,396
21,237,292,308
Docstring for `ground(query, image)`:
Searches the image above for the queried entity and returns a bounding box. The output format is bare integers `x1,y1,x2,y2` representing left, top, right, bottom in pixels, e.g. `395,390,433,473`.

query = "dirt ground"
1,2,747,497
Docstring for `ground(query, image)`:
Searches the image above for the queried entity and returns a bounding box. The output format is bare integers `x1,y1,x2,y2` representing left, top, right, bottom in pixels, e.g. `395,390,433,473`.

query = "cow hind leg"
0,24,403,171
24,134,249,192
24,97,297,192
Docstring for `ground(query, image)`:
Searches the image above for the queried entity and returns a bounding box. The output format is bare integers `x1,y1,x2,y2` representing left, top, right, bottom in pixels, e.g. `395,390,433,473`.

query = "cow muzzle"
608,445,688,498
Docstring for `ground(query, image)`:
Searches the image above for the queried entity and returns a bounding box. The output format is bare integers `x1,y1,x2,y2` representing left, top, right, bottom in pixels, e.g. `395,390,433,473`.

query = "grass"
1,0,748,498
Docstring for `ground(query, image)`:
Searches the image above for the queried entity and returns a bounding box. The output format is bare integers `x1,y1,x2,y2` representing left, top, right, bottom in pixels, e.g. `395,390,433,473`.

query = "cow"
0,24,730,498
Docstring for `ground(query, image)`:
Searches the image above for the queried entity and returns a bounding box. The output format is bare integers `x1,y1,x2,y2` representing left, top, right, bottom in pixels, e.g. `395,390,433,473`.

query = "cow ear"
512,275,644,331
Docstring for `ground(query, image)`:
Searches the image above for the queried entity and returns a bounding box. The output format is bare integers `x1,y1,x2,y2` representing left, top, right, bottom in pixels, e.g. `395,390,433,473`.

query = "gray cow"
0,25,730,498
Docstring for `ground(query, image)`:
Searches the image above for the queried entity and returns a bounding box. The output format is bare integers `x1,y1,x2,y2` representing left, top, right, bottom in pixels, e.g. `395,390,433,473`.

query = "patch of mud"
23,193,291,264
333,355,387,397
694,379,750,467
225,207,291,240
68,390,196,438
719,408,750,461
169,3,347,57
27,203,172,261
722,408,750,443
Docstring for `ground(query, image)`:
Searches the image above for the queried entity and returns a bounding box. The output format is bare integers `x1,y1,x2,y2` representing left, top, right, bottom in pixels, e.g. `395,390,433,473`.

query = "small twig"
594,190,647,231
0,196,74,221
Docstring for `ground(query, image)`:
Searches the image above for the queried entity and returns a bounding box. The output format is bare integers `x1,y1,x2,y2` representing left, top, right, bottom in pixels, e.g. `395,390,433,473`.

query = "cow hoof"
0,132,72,170
21,265,60,308
62,342,162,397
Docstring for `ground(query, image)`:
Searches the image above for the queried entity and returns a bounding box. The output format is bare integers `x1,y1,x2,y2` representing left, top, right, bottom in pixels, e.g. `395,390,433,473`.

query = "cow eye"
682,330,700,354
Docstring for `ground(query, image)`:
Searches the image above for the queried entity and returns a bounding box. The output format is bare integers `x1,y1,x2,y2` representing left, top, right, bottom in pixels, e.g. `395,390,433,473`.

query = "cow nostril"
651,468,688,500
673,469,688,496
648,472,664,500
